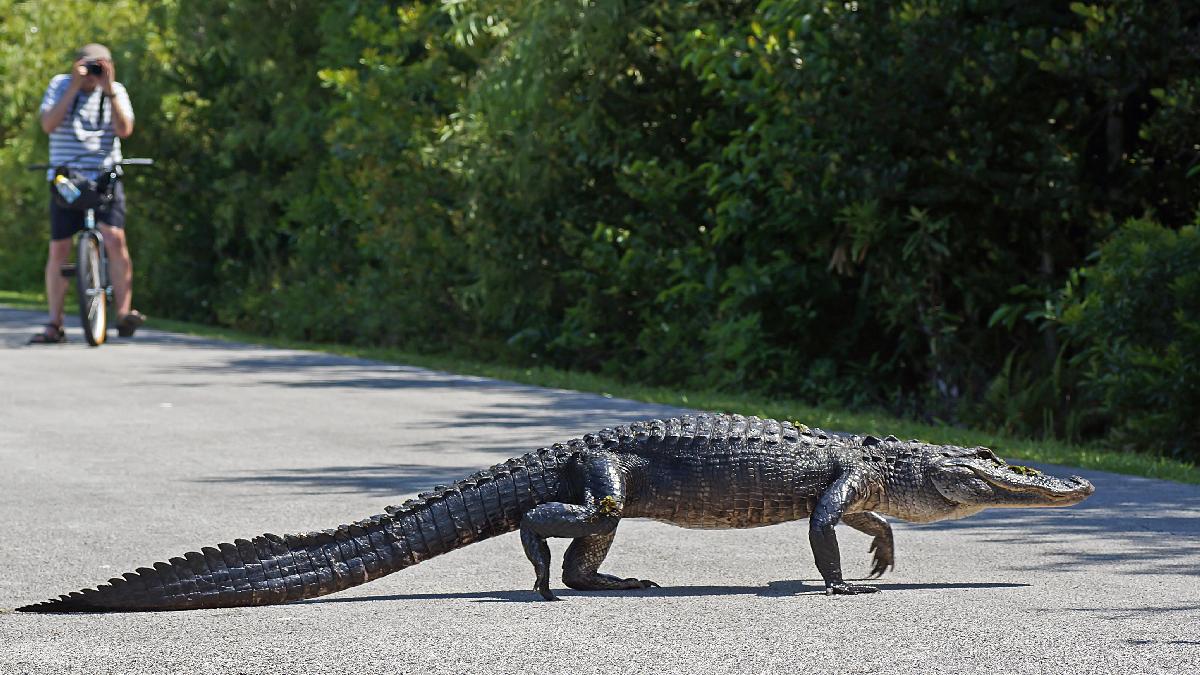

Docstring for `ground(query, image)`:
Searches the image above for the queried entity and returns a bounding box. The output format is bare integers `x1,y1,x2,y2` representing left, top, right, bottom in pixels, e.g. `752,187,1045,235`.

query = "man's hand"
69,58,89,90
102,59,135,139
99,59,116,96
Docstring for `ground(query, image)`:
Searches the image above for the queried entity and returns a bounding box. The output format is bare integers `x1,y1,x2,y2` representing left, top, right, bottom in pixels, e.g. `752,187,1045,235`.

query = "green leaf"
1068,3,1093,18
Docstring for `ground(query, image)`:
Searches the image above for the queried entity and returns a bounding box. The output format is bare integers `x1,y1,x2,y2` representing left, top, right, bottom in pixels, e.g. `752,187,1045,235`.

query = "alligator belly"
624,453,825,529
627,496,813,529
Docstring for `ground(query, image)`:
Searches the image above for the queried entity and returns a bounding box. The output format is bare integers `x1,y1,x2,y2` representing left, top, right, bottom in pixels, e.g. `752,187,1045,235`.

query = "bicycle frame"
83,207,109,291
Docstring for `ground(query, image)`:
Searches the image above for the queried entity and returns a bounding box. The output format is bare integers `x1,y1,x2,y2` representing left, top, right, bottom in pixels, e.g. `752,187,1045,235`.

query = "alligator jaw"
971,463,1095,507
927,449,1096,518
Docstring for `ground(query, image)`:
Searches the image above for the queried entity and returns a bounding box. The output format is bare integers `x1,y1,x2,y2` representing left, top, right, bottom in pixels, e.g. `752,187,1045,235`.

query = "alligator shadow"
301,580,1030,605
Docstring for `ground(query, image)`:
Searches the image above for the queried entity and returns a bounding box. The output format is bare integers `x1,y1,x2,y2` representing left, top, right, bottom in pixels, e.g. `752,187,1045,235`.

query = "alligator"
17,413,1094,612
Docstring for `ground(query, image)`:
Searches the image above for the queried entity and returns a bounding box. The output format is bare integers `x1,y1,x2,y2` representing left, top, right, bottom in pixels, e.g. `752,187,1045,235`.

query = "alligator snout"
1069,476,1095,496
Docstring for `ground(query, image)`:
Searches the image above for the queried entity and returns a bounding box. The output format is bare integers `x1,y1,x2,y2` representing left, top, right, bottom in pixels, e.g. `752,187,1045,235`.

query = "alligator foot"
866,536,895,579
534,580,562,601
826,582,879,595
842,512,895,580
563,572,659,592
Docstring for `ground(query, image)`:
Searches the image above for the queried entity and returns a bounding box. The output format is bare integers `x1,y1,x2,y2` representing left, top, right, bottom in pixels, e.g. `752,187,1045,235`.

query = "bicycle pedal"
60,264,76,278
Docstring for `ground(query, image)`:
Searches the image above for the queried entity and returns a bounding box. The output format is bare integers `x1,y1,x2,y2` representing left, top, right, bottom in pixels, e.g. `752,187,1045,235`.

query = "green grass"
4,290,1197,484
0,289,43,311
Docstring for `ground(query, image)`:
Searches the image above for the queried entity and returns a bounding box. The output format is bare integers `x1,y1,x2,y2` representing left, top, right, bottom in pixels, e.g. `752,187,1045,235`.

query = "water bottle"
54,175,82,204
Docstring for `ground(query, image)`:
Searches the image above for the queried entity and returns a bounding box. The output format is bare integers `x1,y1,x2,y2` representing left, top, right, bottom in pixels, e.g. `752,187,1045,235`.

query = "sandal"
117,310,146,337
29,323,67,344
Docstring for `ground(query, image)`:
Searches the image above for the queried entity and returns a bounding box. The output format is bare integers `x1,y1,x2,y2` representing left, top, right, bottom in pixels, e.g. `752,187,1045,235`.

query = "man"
31,43,143,343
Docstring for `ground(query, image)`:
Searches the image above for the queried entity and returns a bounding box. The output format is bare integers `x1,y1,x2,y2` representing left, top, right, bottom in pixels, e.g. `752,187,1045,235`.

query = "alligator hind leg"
520,503,614,600
520,453,637,600
563,531,659,592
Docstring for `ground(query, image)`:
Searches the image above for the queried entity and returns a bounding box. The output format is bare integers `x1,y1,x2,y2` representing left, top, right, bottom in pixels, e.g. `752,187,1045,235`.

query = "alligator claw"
866,558,892,579
826,582,880,595
866,537,894,579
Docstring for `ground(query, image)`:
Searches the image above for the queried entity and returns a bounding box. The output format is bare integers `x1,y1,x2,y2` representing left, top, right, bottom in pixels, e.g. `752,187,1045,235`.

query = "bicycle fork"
61,209,112,301
85,209,113,302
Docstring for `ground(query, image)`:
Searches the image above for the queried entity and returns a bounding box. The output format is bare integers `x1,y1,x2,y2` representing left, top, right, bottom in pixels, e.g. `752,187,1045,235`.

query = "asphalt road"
1,306,1198,674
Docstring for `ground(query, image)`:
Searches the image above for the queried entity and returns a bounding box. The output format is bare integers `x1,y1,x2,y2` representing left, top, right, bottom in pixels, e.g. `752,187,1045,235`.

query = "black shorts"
48,180,126,241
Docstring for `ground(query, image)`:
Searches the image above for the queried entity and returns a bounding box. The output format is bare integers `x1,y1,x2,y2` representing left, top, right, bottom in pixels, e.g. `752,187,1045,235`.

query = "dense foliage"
1,1,1196,457
1061,219,1200,457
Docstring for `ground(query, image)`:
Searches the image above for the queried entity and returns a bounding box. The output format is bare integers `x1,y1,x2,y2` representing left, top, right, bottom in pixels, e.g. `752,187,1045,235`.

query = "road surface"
1,306,1198,674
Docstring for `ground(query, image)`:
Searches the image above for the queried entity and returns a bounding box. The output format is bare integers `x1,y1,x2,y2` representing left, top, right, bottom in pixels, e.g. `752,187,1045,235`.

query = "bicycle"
28,156,153,346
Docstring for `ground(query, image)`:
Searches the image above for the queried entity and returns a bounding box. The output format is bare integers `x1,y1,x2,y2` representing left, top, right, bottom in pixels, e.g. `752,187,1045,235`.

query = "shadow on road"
198,463,486,497
154,348,682,434
301,579,1030,605
1054,605,1200,619
156,349,563,393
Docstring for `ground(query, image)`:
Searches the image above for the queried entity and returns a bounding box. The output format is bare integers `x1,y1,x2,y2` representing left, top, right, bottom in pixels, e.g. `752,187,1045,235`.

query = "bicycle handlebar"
26,158,154,171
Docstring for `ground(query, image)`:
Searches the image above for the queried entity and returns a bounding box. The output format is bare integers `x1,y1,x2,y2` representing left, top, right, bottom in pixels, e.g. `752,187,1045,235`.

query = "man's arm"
100,60,134,138
39,63,85,134
107,92,134,139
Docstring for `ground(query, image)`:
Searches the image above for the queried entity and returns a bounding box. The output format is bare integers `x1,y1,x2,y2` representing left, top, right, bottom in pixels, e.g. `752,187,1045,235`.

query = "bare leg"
44,238,72,329
100,223,132,317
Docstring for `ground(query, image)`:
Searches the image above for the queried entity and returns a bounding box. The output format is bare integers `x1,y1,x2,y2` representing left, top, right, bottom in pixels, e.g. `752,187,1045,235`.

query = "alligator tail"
17,448,571,612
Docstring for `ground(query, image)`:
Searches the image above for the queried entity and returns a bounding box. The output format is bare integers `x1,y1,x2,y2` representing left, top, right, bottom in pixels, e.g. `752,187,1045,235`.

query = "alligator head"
880,445,1095,523
919,446,1094,521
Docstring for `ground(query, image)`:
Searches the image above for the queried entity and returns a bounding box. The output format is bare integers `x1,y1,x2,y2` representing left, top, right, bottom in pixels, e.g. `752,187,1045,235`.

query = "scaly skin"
17,414,1094,611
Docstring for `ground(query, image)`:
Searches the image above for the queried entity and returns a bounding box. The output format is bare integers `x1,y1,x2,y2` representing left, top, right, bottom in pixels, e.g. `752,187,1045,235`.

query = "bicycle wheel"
76,232,107,346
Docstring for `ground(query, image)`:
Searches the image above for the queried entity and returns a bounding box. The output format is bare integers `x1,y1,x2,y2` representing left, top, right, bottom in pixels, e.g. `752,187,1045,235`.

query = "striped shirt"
39,74,135,181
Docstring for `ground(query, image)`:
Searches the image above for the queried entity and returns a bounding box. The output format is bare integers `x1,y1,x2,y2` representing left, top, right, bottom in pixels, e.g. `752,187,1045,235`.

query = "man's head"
74,43,111,86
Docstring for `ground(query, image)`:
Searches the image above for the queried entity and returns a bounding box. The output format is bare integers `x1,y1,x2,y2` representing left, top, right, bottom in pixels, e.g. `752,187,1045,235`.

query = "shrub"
1063,218,1200,458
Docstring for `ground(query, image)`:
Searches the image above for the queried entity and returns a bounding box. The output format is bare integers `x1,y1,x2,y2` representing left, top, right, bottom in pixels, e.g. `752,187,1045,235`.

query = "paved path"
1,306,1198,674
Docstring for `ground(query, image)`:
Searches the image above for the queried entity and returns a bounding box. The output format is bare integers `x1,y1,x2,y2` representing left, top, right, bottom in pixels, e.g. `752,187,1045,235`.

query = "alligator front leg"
810,469,879,595
842,511,894,579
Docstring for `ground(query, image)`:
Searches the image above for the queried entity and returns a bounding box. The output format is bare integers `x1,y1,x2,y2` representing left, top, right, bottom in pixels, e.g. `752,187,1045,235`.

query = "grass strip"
0,290,44,311
4,290,1196,484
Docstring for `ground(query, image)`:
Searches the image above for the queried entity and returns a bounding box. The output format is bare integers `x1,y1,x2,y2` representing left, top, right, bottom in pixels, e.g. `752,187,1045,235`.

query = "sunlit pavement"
1,305,1198,674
